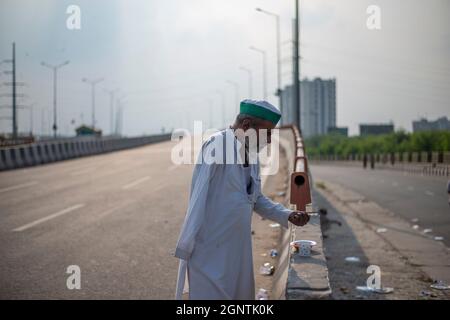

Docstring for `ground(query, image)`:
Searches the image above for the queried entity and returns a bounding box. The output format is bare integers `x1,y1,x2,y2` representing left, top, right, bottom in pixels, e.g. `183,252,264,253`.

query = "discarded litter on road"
430,280,450,290
433,236,444,241
412,225,419,230
270,249,278,258
420,290,437,298
259,263,275,276
269,223,281,228
256,288,269,300
376,228,388,233
356,286,394,294
423,228,433,234
345,256,361,263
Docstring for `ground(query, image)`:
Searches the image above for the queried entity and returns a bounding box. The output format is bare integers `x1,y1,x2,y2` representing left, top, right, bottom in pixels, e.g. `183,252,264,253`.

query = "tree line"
304,130,450,157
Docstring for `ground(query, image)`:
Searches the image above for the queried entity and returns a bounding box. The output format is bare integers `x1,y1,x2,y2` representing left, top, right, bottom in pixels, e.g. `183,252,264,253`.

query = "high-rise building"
280,77,336,138
412,117,450,132
359,123,394,136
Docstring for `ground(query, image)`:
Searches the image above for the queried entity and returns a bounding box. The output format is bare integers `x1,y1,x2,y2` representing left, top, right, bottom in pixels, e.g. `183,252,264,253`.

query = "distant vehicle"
75,125,102,137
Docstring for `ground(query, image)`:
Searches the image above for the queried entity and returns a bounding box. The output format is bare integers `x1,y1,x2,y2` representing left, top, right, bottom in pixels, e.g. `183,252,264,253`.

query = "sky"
0,0,449,136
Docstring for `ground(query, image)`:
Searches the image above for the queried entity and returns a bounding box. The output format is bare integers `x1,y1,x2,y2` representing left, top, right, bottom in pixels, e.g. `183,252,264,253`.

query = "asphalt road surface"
311,164,450,247
0,140,192,299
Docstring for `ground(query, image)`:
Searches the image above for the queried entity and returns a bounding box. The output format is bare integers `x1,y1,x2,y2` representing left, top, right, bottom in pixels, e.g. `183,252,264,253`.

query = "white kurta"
174,128,292,300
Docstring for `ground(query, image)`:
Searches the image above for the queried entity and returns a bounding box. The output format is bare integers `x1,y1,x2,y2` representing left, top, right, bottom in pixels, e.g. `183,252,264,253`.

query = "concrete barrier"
0,133,172,171
273,125,331,300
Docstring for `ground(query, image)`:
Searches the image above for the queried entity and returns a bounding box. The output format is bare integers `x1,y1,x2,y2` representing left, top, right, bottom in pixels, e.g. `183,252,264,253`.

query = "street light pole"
226,80,240,115
82,77,104,129
249,46,267,100
215,90,226,127
293,0,301,129
239,66,253,98
104,88,119,135
41,60,70,138
256,8,282,106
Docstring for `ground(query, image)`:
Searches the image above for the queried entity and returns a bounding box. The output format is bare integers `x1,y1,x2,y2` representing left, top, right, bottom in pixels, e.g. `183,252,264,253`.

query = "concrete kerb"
273,126,332,300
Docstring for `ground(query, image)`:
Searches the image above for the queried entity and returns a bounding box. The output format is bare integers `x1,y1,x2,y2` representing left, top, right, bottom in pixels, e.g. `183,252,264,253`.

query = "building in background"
280,77,336,138
412,117,450,132
359,123,394,136
328,126,348,136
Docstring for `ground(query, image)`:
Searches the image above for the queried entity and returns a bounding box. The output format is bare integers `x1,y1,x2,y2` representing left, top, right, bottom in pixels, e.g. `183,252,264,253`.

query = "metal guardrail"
310,152,450,177
0,134,171,171
272,125,331,300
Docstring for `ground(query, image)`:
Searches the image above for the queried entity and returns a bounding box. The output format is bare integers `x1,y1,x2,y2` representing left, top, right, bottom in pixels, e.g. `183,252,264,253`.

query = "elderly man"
174,99,310,300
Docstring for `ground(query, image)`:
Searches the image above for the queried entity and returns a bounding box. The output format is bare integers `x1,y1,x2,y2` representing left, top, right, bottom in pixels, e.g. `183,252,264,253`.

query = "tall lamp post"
41,60,70,138
104,88,119,135
82,77,104,129
226,80,240,115
239,66,253,99
256,7,282,111
249,46,267,100
215,90,226,128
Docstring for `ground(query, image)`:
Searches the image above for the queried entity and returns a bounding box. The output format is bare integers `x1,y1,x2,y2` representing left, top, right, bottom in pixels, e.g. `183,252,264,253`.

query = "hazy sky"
0,0,449,136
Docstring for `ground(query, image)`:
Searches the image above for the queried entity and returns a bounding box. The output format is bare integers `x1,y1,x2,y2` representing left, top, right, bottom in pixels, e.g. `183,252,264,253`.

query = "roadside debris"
269,223,281,228
420,290,437,298
345,256,361,263
423,228,433,234
256,288,269,300
356,286,394,294
430,280,450,290
339,287,350,294
411,218,419,223
276,191,286,197
412,225,419,230
376,228,388,233
433,236,444,241
269,249,278,258
259,262,275,276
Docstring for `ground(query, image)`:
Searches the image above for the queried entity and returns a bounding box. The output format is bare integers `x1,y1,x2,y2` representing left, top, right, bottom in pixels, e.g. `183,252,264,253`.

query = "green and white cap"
239,99,281,125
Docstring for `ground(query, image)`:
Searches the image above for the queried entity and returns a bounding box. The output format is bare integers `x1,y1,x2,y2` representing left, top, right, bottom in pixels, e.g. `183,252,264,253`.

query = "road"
0,140,192,299
311,164,450,247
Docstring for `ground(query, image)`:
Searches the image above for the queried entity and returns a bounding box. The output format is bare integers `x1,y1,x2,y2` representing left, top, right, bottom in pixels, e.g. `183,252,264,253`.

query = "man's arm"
254,193,292,228
254,193,310,228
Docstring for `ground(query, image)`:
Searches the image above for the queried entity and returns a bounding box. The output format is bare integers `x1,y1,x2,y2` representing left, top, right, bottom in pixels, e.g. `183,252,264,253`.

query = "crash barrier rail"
309,152,450,177
271,125,331,299
0,134,171,171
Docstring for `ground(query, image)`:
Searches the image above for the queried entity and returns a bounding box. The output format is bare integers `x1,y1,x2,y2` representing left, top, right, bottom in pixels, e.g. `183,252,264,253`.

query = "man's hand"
288,211,310,226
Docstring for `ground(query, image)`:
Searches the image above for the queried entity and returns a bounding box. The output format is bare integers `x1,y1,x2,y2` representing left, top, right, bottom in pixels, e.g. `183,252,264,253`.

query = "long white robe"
174,128,292,300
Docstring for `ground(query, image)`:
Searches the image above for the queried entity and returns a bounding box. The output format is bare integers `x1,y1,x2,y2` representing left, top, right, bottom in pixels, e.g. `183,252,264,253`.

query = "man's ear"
242,119,251,131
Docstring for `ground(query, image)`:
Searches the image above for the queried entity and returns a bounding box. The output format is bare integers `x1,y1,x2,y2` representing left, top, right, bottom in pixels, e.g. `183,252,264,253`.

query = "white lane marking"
407,186,414,191
12,203,85,232
122,176,150,190
0,181,38,194
425,190,434,196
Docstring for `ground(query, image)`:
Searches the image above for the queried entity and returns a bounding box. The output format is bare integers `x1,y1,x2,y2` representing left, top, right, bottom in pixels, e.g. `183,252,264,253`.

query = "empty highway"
311,164,450,247
0,140,191,299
